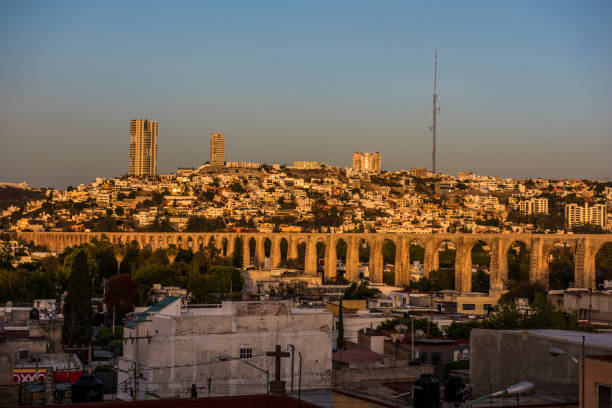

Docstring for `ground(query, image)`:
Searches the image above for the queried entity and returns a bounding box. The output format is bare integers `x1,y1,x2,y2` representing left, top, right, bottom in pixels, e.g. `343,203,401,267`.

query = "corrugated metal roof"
145,296,179,313
527,329,612,350
125,296,179,328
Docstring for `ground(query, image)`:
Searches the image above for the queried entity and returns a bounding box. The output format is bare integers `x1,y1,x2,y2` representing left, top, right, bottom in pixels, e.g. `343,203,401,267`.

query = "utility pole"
298,352,303,408
88,344,93,374
581,335,585,408
430,50,439,174
411,315,415,361
288,344,295,393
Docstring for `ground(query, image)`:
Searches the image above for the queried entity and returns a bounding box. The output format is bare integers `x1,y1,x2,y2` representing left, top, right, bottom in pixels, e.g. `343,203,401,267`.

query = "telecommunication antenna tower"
430,50,439,174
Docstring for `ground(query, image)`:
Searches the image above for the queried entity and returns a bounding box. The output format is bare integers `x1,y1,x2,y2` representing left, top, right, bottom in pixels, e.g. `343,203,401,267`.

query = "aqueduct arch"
15,231,612,293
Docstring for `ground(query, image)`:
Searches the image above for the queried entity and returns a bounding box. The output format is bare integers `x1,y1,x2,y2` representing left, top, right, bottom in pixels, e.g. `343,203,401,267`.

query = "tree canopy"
343,281,381,300
445,293,585,339
62,250,93,347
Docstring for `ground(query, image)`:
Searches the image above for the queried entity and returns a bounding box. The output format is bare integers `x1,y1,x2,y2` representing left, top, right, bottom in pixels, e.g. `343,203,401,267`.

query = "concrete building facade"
470,329,612,401
517,198,549,215
548,289,612,323
352,152,381,173
129,119,158,177
120,298,332,398
566,203,607,228
210,133,225,166
584,355,612,408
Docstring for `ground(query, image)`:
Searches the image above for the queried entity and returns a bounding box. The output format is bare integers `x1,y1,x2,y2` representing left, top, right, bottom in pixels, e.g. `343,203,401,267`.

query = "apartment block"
353,152,381,173
517,198,549,215
210,133,225,165
565,203,607,227
129,119,158,177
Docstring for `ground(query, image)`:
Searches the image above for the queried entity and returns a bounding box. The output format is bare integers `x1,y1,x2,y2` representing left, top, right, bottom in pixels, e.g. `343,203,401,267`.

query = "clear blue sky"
1,1,611,188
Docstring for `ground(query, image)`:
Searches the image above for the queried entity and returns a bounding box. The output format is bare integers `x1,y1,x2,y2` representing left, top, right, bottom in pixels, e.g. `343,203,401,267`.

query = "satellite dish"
415,329,426,338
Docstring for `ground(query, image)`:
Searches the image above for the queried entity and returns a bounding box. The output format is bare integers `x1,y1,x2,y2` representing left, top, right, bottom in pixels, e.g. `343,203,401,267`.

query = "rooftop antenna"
430,50,439,174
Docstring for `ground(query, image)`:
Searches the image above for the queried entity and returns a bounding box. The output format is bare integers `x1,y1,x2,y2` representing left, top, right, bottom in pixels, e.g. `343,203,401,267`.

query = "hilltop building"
129,119,158,177
210,133,225,166
292,161,322,170
352,152,381,173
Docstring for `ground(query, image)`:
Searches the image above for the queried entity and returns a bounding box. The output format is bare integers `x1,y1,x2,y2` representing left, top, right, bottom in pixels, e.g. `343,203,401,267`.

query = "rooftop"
332,348,383,363
46,395,321,408
527,329,612,351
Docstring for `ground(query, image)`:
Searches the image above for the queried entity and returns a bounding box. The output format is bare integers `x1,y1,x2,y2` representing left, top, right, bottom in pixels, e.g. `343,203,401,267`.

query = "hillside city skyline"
4,117,612,191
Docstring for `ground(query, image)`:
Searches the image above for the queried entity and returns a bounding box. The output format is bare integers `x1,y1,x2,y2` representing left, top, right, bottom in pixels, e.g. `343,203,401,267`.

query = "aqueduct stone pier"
16,232,611,293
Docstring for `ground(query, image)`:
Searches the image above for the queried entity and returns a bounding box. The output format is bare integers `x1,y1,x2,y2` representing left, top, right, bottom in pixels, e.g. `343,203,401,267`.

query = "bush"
343,281,380,299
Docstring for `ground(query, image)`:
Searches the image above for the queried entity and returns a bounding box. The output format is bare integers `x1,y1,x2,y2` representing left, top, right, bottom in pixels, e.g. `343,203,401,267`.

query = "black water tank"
29,308,39,320
71,374,104,403
444,376,466,403
413,373,440,408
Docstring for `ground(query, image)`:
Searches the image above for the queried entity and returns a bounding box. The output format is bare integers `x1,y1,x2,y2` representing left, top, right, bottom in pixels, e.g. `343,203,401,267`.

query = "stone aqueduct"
16,232,612,293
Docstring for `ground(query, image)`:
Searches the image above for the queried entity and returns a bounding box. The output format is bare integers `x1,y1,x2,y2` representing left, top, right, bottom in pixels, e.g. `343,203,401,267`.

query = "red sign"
12,369,83,384
53,370,83,384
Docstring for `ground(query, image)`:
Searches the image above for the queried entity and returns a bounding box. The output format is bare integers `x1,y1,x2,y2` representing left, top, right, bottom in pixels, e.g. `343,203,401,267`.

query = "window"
432,352,441,366
483,304,492,311
420,352,428,363
598,384,611,408
239,348,252,359
462,304,476,311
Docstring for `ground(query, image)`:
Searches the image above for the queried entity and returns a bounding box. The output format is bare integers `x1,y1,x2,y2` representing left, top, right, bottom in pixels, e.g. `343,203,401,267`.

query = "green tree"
382,241,396,263
407,276,432,291
343,281,381,299
430,269,454,291
409,244,425,264
445,294,583,339
507,242,530,283
188,265,244,303
596,243,612,286
233,237,244,268
548,247,574,290
471,270,490,293
0,241,14,269
62,250,93,347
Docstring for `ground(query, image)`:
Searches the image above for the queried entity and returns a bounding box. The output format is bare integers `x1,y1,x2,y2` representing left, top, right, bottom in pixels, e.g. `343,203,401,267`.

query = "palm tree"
113,244,127,274
166,244,179,264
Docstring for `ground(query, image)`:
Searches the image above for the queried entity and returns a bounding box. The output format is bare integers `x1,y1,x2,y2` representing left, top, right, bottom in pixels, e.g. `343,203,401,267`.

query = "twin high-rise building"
565,203,607,228
129,119,158,177
210,133,225,166
128,123,226,174
352,152,381,173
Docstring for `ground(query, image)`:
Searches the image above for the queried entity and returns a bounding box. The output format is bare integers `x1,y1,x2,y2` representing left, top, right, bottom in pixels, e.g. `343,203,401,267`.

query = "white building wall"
120,301,332,398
